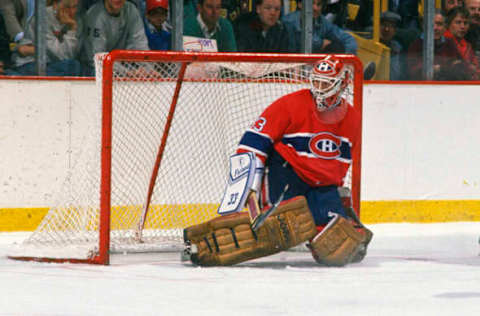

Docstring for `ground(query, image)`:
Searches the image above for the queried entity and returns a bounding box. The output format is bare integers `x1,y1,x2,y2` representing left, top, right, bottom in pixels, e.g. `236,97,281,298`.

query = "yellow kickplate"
0,207,49,231
2,200,480,232
361,200,480,223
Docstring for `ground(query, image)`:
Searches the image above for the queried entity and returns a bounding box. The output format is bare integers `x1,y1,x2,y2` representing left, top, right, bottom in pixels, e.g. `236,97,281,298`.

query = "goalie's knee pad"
308,213,373,267
183,196,317,266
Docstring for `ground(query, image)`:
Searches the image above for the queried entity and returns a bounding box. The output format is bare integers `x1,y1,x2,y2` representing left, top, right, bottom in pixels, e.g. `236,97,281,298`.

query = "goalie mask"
310,57,351,112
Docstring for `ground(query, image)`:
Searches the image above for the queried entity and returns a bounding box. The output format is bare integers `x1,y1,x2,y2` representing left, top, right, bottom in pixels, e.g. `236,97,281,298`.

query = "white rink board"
362,84,480,200
0,79,97,207
1,79,480,207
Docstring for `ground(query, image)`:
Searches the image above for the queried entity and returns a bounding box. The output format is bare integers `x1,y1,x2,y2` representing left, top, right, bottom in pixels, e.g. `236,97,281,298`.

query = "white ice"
1,222,479,316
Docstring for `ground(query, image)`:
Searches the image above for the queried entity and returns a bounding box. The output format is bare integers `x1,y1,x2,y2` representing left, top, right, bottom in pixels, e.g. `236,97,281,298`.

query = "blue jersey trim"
238,131,273,156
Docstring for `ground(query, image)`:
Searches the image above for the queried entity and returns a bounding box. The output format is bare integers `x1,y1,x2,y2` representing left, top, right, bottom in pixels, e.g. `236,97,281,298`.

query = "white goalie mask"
310,56,351,112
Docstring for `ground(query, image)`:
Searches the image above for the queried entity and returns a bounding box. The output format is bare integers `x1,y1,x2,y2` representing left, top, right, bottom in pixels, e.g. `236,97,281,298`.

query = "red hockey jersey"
237,89,360,187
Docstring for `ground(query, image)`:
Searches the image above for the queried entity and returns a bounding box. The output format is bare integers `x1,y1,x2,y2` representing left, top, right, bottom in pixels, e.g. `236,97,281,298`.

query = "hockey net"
9,51,363,264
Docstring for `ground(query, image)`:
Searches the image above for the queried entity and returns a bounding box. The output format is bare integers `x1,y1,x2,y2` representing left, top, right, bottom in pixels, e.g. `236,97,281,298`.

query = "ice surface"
1,222,479,316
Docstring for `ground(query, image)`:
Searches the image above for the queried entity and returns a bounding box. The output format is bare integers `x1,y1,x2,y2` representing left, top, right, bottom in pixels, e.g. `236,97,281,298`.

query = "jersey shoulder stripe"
238,130,273,157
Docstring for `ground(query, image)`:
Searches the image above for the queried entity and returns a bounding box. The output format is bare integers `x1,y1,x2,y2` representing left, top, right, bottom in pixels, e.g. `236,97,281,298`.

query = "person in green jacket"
183,0,237,52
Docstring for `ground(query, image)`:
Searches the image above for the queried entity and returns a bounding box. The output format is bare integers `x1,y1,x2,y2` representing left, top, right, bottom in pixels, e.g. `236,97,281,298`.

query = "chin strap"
316,96,342,112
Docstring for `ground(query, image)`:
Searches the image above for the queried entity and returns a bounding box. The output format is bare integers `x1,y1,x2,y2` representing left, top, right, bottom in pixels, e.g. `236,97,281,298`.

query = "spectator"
443,0,464,13
297,0,349,28
144,0,171,50
282,0,357,54
407,9,462,80
465,0,480,61
380,11,407,80
81,0,149,76
0,0,30,43
444,6,479,79
183,0,237,52
81,0,143,14
235,0,293,53
0,12,11,71
7,0,82,76
383,1,420,54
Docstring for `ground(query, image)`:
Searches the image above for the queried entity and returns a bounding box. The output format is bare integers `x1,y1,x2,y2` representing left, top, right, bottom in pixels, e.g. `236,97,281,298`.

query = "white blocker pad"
218,152,263,215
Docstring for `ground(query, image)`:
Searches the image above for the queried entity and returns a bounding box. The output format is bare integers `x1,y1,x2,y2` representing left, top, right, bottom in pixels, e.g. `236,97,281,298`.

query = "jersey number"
252,117,267,132
227,193,239,205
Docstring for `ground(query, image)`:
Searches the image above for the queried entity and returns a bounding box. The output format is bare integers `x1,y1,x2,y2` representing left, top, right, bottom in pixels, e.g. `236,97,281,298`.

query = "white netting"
9,53,360,263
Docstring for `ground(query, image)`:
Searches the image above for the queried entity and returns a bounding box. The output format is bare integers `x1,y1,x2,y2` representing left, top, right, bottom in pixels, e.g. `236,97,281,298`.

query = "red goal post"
9,51,363,265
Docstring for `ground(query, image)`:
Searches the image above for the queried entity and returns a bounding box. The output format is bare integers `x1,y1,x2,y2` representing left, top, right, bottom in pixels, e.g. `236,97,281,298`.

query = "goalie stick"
246,190,261,223
250,184,289,231
345,205,367,229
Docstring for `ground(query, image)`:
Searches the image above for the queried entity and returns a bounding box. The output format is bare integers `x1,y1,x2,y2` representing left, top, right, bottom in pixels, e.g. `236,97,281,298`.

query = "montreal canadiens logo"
308,132,342,159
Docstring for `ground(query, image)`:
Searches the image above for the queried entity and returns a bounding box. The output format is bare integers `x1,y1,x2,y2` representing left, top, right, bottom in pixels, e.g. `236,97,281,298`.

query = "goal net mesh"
9,52,361,263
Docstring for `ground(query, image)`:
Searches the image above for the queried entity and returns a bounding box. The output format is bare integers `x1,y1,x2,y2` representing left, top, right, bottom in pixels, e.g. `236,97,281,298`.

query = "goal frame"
10,51,363,265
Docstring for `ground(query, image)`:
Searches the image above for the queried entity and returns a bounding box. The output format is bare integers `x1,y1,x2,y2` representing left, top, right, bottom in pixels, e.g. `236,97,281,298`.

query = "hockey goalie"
183,56,373,267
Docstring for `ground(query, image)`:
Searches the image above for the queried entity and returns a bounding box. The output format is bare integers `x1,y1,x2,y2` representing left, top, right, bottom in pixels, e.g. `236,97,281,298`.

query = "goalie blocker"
217,152,263,217
183,196,373,266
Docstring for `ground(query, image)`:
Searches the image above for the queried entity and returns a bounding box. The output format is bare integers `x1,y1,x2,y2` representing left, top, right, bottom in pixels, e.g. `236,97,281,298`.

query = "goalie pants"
263,151,347,226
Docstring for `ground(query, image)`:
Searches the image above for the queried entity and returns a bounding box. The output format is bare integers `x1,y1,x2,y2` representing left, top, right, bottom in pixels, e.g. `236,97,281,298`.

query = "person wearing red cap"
144,0,171,50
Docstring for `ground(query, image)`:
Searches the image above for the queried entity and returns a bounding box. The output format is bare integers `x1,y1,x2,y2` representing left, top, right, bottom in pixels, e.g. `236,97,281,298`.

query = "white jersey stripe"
237,145,268,158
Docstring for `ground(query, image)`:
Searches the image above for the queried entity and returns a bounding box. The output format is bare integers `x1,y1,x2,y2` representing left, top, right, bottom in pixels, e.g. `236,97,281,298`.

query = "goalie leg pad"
308,214,373,267
183,196,317,266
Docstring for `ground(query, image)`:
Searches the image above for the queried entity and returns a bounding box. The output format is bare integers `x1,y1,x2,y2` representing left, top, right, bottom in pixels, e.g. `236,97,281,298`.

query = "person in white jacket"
8,0,82,76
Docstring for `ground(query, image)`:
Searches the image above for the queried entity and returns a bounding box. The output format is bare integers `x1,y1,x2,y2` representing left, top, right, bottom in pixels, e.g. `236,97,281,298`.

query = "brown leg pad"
309,215,373,266
183,196,317,266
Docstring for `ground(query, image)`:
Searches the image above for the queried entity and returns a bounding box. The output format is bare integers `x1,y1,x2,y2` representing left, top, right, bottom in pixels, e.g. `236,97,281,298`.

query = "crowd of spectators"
0,0,479,80
9,0,83,76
